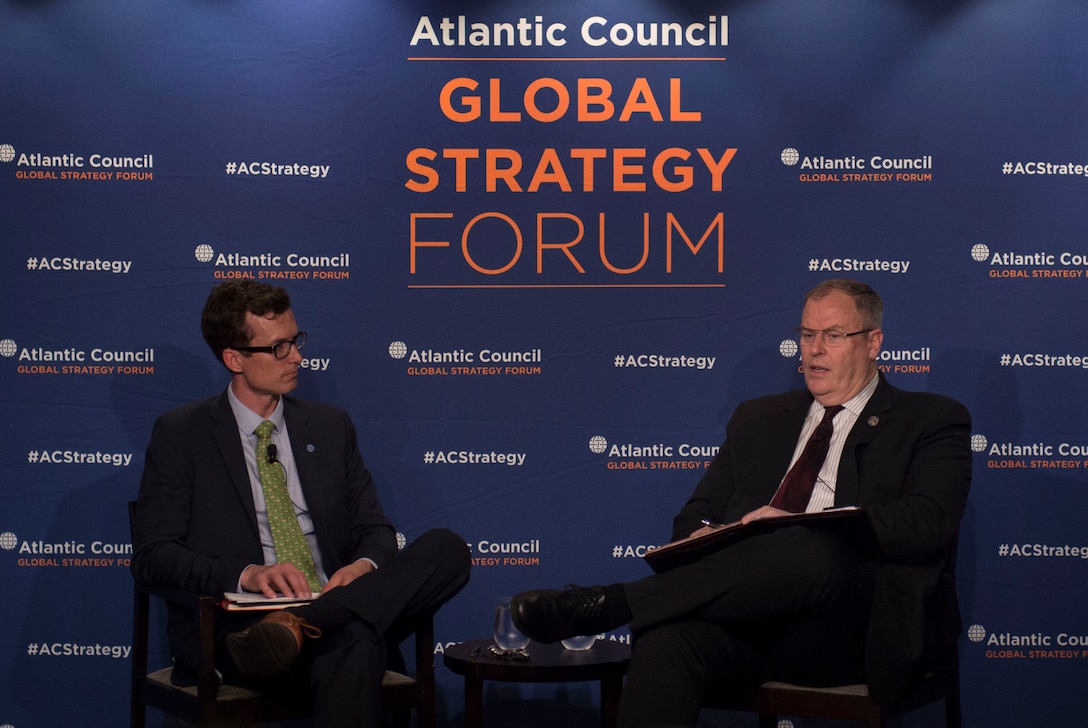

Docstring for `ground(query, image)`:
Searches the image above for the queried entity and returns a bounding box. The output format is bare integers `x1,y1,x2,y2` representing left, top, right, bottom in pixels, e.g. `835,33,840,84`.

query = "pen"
701,519,723,529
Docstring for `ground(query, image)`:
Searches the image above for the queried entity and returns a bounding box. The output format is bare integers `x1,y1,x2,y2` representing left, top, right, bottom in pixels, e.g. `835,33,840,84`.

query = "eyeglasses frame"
794,327,873,346
231,331,307,359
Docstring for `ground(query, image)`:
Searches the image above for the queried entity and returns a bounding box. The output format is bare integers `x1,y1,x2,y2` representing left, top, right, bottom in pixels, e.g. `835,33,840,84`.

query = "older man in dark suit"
132,281,470,728
513,279,971,727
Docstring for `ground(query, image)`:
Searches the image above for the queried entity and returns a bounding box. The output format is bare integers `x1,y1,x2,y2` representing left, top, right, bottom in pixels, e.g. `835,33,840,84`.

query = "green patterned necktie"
254,420,320,593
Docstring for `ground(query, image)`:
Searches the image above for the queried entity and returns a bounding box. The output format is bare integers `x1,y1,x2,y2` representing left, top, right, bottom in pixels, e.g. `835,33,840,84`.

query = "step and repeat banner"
2,1,1086,726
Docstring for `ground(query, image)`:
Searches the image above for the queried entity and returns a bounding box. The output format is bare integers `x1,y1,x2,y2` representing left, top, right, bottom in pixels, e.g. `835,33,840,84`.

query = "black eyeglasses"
232,332,307,359
794,327,872,347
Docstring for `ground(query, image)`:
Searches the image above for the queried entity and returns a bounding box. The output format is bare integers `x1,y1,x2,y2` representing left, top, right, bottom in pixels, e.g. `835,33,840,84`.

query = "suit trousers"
618,526,875,728
221,528,471,728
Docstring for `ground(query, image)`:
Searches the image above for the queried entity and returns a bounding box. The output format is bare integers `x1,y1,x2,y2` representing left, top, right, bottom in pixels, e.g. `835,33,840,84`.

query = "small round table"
443,639,631,728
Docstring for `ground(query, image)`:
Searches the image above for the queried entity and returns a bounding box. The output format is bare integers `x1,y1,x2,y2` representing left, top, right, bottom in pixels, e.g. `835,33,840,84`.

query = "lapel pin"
307,444,315,452
867,416,879,427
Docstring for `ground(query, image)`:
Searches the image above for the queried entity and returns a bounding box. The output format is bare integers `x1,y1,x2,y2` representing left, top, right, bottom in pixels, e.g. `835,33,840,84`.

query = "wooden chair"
719,649,961,728
129,501,436,727
712,550,964,728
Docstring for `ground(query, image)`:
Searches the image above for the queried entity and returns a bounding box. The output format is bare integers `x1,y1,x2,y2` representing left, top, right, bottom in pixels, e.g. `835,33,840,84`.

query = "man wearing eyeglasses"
132,280,471,728
512,278,971,727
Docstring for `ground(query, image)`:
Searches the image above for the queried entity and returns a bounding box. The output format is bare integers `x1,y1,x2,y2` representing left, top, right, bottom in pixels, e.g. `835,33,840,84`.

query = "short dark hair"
200,281,291,362
804,279,883,330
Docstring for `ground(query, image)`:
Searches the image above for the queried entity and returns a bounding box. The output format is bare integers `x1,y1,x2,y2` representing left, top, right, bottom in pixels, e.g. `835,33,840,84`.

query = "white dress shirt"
780,371,880,513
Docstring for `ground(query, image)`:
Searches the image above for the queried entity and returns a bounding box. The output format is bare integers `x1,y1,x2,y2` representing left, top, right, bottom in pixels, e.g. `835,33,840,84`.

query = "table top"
443,639,631,683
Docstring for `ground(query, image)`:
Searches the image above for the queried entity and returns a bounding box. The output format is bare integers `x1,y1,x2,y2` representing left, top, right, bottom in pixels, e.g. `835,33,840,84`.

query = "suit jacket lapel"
836,374,893,506
210,392,261,541
283,399,326,530
772,392,812,475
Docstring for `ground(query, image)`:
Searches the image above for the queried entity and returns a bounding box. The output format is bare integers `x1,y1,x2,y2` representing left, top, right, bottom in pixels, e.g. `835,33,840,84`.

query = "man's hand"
740,505,792,525
241,563,312,598
323,559,376,592
686,507,795,537
688,524,721,538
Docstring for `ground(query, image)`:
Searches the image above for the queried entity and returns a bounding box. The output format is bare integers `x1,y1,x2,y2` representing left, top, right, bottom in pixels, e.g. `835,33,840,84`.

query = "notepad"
220,591,320,611
642,507,872,573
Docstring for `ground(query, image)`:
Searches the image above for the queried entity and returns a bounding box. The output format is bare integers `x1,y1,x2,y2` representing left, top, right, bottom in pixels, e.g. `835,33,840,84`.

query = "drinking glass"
561,634,597,651
493,597,530,651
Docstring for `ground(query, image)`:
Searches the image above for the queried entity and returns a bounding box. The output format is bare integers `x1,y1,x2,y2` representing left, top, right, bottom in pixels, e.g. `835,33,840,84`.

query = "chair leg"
946,693,962,728
130,702,145,728
387,707,410,728
414,615,436,728
131,589,149,728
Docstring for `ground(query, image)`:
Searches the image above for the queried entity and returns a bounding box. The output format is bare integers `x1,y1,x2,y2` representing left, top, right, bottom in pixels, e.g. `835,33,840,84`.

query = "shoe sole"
226,622,299,676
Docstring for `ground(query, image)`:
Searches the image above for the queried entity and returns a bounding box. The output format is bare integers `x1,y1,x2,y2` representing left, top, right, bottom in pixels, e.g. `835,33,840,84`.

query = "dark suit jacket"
131,391,397,674
673,373,971,703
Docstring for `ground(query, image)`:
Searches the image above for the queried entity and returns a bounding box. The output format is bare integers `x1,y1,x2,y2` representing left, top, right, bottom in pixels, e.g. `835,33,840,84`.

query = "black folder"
642,507,876,573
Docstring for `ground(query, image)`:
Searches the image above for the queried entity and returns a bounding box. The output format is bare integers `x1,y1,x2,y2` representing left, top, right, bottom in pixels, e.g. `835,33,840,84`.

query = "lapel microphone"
267,443,278,464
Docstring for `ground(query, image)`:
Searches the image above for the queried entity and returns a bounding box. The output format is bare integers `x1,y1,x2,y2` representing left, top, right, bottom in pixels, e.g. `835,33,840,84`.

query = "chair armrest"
132,581,221,702
136,581,210,608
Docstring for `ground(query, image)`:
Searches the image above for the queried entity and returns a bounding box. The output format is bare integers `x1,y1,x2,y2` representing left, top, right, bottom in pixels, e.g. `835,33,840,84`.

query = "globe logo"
395,532,407,551
588,435,608,454
779,339,799,359
967,624,986,643
970,243,990,262
388,341,407,360
970,434,988,453
0,339,17,358
0,532,18,550
780,148,799,166
194,244,214,263
0,144,14,163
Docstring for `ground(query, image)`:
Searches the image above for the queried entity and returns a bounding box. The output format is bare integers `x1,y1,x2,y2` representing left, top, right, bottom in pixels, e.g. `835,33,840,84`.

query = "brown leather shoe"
226,610,322,676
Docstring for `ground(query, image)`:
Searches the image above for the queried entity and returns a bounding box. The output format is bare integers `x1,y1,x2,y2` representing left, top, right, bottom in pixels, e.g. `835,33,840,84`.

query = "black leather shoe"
511,585,614,644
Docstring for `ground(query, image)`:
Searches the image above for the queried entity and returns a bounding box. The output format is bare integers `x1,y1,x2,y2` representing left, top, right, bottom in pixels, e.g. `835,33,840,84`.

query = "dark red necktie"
770,405,844,513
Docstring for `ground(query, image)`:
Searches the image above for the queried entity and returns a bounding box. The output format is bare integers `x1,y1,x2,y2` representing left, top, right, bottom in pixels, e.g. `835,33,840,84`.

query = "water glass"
493,597,530,651
561,634,597,651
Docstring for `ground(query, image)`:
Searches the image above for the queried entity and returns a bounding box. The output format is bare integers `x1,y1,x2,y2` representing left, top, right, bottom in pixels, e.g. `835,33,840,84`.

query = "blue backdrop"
2,1,1087,726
